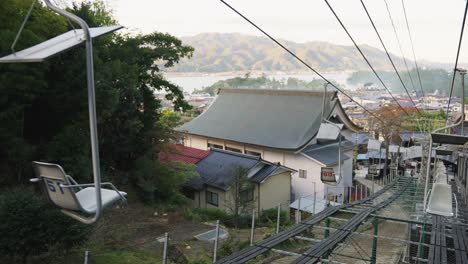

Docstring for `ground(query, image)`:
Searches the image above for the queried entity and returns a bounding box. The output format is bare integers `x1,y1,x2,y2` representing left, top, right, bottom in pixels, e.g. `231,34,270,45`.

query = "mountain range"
167,33,447,73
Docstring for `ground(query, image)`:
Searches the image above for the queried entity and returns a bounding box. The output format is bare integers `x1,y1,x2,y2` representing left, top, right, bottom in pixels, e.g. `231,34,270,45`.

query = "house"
177,88,361,204
163,145,295,213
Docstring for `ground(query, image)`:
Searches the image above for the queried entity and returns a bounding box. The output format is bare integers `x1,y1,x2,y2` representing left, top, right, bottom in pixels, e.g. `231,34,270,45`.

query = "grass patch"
92,250,160,264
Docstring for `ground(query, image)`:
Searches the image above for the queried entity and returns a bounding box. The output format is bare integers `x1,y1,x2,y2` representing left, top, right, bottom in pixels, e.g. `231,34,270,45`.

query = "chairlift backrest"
32,161,81,211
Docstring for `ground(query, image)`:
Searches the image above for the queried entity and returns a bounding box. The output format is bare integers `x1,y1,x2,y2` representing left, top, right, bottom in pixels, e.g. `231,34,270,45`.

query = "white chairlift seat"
32,161,126,216
74,187,126,214
426,183,453,217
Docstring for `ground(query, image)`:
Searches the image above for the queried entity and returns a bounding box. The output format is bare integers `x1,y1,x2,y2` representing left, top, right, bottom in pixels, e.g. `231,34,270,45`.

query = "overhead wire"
218,0,387,125
324,0,410,116
445,0,468,123
401,0,425,98
359,0,421,115
383,0,418,100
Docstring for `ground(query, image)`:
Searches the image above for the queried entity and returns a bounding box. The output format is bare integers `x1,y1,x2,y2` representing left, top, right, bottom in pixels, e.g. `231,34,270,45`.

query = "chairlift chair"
0,0,125,224
31,162,127,221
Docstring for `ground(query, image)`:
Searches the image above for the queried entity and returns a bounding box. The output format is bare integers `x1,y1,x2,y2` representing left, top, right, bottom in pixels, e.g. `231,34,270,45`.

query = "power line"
359,0,421,115
445,0,468,123
324,0,409,116
218,0,386,125
383,0,419,101
401,0,425,98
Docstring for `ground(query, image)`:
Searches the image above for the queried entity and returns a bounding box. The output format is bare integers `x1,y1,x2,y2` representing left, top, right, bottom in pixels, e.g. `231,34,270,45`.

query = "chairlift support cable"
445,0,468,123
383,0,418,100
401,0,425,98
360,0,421,115
324,0,410,116
218,0,388,125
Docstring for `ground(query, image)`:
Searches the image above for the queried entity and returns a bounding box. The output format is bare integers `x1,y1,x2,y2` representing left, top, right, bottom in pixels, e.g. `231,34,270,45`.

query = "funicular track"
217,176,412,264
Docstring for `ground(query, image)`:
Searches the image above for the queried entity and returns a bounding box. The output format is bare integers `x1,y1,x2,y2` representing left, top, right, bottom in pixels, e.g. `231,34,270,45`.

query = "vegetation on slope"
193,73,339,96
170,33,410,72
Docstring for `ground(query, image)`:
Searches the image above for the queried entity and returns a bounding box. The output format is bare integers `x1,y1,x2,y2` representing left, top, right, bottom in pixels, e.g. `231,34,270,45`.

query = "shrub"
258,208,290,227
134,153,198,205
218,237,250,258
0,189,91,263
184,208,228,222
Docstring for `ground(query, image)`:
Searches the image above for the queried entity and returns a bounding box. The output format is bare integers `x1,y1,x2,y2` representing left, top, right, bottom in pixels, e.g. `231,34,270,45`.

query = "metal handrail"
423,119,463,211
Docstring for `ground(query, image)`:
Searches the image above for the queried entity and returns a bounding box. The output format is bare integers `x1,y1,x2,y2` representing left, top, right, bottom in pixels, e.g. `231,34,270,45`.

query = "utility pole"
457,68,466,135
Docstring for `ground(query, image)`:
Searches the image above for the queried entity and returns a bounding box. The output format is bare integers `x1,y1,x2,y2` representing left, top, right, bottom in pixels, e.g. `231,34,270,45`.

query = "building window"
206,190,219,206
246,150,261,157
226,146,242,153
299,169,307,179
240,189,254,203
208,143,223,150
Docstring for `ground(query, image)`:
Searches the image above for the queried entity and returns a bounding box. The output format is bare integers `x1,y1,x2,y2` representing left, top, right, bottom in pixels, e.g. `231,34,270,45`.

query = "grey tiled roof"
178,88,338,150
301,140,354,166
186,149,290,190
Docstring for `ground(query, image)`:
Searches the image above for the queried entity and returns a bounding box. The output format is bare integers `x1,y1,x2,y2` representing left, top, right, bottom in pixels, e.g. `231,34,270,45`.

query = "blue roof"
187,149,290,190
301,140,354,166
356,154,368,160
367,149,387,159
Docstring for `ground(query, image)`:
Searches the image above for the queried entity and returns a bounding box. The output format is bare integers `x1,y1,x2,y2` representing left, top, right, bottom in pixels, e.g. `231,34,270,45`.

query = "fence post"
313,191,316,214
162,232,169,264
276,203,281,234
250,210,256,246
355,186,358,201
83,251,90,264
296,197,302,224
348,186,351,203
213,220,220,264
370,217,378,264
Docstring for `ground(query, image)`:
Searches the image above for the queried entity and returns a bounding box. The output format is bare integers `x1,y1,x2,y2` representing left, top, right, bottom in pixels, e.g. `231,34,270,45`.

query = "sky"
90,0,468,63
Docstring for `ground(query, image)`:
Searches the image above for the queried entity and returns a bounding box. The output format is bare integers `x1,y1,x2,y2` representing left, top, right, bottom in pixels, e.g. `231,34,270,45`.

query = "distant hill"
169,33,415,73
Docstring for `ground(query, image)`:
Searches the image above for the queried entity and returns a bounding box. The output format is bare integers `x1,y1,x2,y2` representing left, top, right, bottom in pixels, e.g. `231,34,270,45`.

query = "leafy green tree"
224,166,255,226
193,75,336,95
135,154,198,205
0,189,91,264
0,1,194,184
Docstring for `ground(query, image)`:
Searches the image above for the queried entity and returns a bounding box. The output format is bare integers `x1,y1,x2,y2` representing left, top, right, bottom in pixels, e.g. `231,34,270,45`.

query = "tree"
0,1,194,184
225,166,255,226
135,154,198,205
0,189,91,264
369,104,417,177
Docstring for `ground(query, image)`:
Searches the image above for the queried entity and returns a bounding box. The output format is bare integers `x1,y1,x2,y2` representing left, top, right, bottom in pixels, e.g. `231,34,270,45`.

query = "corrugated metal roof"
400,132,426,142
177,88,337,150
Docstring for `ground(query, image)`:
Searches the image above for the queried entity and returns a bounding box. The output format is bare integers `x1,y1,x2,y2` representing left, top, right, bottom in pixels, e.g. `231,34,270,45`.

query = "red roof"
160,145,211,164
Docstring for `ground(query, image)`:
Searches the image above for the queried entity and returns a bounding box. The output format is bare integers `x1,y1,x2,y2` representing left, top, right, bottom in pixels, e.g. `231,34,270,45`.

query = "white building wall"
324,150,353,203
285,153,326,200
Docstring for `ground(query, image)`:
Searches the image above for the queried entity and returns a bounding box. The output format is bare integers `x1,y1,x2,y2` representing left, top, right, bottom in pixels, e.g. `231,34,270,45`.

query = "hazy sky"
100,0,468,63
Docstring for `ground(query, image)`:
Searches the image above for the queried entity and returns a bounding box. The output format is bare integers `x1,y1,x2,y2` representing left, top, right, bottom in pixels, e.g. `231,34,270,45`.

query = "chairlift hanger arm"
42,0,103,225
